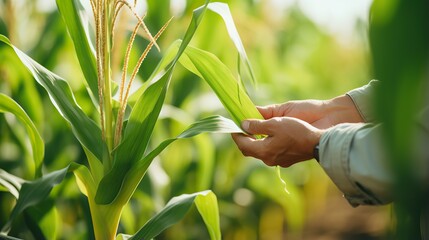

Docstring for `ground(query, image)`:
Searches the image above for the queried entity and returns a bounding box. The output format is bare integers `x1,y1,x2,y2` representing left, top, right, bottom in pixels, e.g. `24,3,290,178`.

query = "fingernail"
241,121,250,131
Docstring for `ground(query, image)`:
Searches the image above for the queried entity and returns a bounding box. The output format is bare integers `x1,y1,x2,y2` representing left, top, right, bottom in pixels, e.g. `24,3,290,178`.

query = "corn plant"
0,0,263,239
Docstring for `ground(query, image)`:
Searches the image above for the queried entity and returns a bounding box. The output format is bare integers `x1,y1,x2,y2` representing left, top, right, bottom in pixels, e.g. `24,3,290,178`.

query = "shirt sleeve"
319,123,393,206
319,105,429,207
346,80,379,123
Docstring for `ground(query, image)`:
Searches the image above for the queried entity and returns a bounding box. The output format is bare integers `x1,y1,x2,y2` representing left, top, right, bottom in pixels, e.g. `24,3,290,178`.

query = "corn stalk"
0,0,262,239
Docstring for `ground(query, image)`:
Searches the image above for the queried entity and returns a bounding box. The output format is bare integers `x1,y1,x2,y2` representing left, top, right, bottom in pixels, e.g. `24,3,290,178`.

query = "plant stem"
89,199,124,240
103,1,114,162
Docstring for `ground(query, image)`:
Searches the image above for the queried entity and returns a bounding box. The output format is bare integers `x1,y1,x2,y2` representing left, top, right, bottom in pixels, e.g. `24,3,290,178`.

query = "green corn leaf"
56,0,99,104
0,234,22,240
96,0,260,205
0,178,18,198
26,200,58,240
82,147,104,185
0,35,104,161
94,0,213,205
177,115,243,138
95,71,170,204
115,234,131,240
116,115,241,206
180,45,263,126
69,163,96,198
130,1,256,105
194,190,221,240
0,48,44,129
127,40,183,107
126,0,211,104
112,116,242,207
134,40,262,128
206,2,256,85
129,190,220,240
0,94,44,178
0,167,69,234
0,169,25,199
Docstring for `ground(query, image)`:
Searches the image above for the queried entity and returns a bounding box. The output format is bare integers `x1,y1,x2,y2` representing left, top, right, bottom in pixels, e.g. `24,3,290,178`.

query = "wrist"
307,128,323,161
325,94,364,123
313,143,320,162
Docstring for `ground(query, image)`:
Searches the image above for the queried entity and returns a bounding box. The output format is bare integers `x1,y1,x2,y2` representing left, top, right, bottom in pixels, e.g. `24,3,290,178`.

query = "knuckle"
270,117,283,124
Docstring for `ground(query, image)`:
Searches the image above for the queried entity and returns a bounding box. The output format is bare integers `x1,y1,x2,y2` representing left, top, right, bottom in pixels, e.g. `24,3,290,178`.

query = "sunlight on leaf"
195,190,221,240
70,163,96,197
0,169,24,199
206,2,256,85
180,45,263,126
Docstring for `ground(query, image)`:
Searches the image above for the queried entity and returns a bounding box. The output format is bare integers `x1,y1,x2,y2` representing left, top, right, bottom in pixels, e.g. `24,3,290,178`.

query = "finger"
256,105,274,119
257,104,288,119
231,133,248,146
231,133,267,158
279,101,320,121
241,119,275,136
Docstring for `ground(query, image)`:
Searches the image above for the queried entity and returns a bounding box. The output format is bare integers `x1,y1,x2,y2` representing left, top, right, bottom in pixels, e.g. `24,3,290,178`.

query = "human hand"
231,117,324,167
258,95,364,129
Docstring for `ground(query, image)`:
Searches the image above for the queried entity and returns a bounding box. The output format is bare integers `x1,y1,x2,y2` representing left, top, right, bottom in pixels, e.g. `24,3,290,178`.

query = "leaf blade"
117,115,242,206
207,2,256,85
180,45,263,126
56,0,99,103
94,0,214,205
70,163,96,197
26,200,58,240
0,94,44,178
129,190,221,240
0,35,104,161
95,73,170,204
1,167,69,234
0,169,25,199
194,191,221,240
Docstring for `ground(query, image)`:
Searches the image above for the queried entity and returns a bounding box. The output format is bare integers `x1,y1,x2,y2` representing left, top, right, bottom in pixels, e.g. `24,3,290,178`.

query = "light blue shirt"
319,80,429,207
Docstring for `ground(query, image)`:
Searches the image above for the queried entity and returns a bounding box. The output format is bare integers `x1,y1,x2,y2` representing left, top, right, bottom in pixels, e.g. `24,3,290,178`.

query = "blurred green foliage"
371,0,429,238
0,0,389,239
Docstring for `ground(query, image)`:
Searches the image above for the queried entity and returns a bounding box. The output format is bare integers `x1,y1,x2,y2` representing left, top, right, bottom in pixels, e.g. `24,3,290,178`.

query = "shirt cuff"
319,123,386,206
346,80,379,123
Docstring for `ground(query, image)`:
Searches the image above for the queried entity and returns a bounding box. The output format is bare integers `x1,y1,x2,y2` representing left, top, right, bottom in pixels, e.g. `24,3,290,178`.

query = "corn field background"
0,0,404,239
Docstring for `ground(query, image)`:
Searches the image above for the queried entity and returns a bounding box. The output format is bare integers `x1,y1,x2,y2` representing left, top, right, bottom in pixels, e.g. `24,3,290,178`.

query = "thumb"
241,119,273,135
